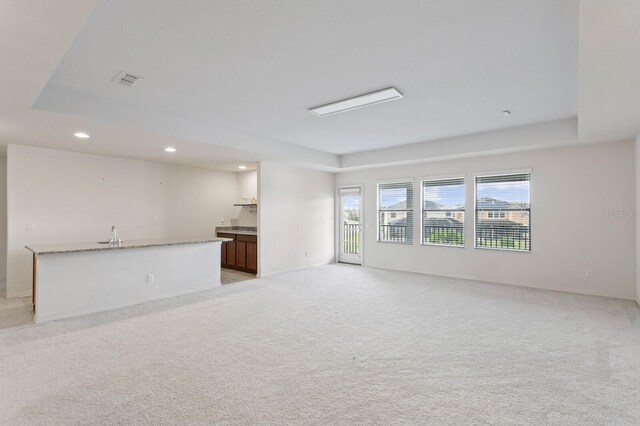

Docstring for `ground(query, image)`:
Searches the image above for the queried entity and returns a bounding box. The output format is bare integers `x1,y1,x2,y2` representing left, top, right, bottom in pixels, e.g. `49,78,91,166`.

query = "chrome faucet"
110,225,120,245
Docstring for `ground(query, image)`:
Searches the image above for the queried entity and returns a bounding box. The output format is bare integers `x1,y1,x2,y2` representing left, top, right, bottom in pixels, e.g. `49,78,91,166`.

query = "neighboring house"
427,209,465,221
380,198,529,242
476,197,530,242
477,197,529,226
476,219,530,241
385,216,410,241
422,217,464,243
423,217,463,229
423,200,465,221
378,201,410,240
380,200,409,225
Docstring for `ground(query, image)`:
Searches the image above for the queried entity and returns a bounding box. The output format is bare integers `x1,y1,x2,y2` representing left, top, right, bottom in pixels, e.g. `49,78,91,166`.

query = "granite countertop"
26,237,232,255
216,226,258,236
218,230,257,236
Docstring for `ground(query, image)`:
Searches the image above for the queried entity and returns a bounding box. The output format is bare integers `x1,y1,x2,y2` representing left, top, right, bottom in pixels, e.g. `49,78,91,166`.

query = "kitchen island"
26,237,230,323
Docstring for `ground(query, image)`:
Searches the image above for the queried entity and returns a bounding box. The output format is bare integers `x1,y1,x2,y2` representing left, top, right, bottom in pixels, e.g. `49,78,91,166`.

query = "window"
421,178,465,246
378,181,413,243
475,173,530,251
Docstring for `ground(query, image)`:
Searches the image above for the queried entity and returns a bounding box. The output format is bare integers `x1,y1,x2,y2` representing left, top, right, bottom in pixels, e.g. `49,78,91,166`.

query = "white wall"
636,134,640,303
234,170,258,227
7,145,239,297
258,162,335,276
0,159,6,292
337,140,636,300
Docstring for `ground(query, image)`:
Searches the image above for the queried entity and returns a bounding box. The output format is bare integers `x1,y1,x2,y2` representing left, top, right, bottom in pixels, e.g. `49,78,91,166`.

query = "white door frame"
336,185,363,265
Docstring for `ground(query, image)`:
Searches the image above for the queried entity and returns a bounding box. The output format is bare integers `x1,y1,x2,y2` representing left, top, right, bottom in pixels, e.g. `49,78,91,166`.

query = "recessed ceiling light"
73,132,90,139
502,110,511,117
309,87,403,117
164,147,176,153
238,165,247,170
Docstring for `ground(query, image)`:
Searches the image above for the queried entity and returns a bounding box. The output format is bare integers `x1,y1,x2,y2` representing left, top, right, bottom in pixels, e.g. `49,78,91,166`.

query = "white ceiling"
0,0,258,172
578,0,640,143
1,1,639,172
36,0,579,157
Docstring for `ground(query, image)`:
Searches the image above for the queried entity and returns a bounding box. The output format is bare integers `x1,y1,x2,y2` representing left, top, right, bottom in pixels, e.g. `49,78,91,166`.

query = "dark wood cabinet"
217,232,257,274
227,241,236,265
246,242,257,271
236,241,247,268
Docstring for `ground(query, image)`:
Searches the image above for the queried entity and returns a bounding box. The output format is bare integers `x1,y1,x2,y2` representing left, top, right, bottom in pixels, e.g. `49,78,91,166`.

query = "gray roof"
423,218,463,228
384,200,407,210
477,197,529,210
477,197,510,209
476,219,528,230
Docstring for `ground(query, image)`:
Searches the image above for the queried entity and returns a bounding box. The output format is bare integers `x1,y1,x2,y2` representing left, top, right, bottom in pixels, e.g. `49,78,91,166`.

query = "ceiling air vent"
113,71,143,87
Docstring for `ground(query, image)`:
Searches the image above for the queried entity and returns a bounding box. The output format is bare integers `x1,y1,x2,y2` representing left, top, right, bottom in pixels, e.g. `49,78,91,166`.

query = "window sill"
421,243,465,249
377,240,413,245
474,246,531,253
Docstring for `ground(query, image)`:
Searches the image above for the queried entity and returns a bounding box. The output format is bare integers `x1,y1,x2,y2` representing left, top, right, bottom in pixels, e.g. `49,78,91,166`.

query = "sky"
476,181,529,203
423,183,465,209
346,181,530,212
341,194,360,210
378,181,530,210
379,187,409,209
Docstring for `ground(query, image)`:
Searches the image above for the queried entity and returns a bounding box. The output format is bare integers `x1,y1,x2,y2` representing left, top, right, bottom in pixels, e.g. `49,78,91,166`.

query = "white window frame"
420,176,466,248
473,169,531,253
376,179,414,245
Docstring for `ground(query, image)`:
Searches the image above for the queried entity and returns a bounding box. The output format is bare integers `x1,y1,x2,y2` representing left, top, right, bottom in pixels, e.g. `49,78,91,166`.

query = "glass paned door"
339,187,362,265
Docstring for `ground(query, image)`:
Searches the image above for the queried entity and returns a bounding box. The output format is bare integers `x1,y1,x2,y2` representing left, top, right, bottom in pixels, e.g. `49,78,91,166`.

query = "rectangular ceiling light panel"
309,87,403,117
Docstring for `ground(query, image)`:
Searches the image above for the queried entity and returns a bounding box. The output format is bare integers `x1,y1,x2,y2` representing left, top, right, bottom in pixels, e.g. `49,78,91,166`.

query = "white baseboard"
6,289,32,299
365,264,636,302
259,261,334,278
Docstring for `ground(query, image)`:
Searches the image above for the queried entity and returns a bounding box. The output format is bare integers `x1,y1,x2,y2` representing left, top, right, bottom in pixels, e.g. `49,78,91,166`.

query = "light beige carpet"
0,296,32,331
1,264,639,425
